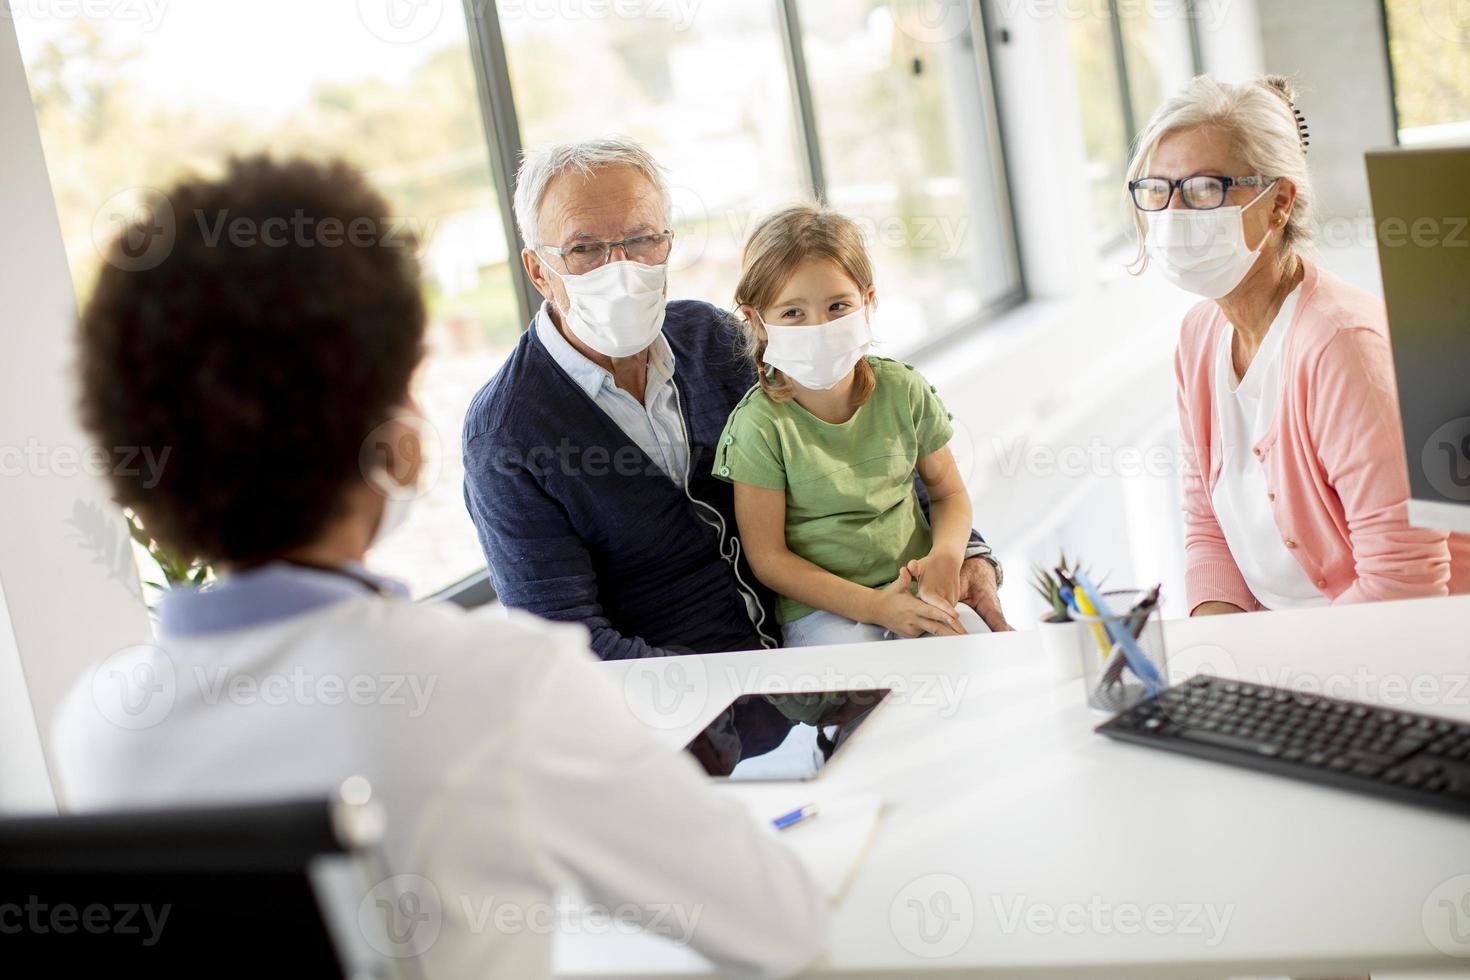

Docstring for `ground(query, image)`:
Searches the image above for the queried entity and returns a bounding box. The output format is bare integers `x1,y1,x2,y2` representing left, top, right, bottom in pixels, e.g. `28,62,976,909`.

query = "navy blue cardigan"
463,301,779,660
462,299,986,663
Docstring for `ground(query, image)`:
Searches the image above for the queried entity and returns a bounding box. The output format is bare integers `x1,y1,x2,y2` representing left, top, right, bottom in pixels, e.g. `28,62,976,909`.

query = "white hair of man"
513,136,673,249
1126,73,1315,272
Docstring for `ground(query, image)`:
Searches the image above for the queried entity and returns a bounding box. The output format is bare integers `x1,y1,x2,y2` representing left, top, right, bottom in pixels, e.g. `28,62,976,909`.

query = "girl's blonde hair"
1126,73,1315,273
732,205,876,404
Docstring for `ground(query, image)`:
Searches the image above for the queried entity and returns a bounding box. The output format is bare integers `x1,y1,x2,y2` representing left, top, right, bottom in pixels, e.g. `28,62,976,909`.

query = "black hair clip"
1291,103,1310,153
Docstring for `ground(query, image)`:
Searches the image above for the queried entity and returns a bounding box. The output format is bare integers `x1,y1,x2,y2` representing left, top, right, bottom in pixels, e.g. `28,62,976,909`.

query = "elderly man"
462,137,1009,681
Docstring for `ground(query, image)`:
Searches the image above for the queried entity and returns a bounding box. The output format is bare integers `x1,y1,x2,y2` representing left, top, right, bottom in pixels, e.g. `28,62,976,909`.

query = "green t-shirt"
712,356,955,625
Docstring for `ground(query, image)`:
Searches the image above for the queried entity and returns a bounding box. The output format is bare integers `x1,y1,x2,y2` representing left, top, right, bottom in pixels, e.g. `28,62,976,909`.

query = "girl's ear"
863,284,877,309
740,304,767,340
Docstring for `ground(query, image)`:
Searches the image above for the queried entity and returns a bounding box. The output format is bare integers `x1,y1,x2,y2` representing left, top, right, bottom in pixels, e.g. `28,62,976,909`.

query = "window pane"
16,3,518,598
497,1,807,310
1384,0,1470,142
1065,6,1131,245
795,0,1019,355
1069,2,1196,248
1118,1,1196,136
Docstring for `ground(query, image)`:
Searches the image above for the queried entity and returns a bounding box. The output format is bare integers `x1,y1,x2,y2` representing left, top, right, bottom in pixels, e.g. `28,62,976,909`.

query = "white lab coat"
51,595,827,978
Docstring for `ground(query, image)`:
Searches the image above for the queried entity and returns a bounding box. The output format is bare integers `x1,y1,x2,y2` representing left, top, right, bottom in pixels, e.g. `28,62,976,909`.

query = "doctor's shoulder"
320,596,598,695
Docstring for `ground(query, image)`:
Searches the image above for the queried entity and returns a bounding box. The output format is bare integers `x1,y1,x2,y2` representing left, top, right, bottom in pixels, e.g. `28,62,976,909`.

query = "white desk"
557,595,1470,978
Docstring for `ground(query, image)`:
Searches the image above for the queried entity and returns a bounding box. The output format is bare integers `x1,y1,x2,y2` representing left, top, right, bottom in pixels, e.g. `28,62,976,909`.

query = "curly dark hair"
77,155,427,566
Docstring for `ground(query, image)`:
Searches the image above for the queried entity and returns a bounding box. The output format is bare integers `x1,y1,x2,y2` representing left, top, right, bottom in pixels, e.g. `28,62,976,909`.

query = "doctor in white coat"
52,155,827,979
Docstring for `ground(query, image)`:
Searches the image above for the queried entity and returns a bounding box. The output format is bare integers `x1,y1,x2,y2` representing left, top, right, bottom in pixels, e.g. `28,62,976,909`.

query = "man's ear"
523,248,556,303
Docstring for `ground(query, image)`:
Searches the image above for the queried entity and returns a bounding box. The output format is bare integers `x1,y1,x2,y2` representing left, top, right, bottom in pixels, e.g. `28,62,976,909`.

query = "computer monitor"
1366,144,1470,534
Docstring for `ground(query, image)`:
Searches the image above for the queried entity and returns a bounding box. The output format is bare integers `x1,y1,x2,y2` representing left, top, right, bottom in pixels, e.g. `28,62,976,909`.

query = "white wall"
1257,0,1398,224
1257,0,1397,294
0,16,151,813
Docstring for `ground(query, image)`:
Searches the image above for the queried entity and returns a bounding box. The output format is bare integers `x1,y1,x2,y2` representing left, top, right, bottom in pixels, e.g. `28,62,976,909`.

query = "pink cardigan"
1175,258,1470,612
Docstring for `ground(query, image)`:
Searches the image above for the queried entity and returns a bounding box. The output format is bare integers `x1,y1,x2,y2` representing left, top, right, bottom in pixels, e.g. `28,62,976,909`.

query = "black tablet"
683,688,891,781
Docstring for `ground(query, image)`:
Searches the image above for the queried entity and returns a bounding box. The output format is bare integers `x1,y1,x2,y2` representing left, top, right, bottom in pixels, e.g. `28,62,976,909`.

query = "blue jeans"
781,605,989,647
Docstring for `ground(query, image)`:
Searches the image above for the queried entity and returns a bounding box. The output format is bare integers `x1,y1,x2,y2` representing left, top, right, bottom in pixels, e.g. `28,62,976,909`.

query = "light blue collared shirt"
158,562,409,637
535,302,689,486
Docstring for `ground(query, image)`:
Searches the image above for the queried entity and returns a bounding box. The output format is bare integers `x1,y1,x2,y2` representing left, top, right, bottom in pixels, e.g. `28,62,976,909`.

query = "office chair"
0,780,423,979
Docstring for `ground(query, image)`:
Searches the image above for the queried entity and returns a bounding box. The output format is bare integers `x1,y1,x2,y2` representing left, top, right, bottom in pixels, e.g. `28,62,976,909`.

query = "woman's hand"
867,567,964,638
906,551,963,620
1192,600,1246,616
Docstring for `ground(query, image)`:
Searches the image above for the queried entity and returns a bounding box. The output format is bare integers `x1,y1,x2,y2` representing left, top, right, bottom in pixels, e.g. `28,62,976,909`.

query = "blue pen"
772,804,819,831
1074,572,1165,696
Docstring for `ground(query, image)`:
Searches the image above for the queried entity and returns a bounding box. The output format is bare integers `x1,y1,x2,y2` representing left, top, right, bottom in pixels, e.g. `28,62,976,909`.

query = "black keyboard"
1096,674,1470,817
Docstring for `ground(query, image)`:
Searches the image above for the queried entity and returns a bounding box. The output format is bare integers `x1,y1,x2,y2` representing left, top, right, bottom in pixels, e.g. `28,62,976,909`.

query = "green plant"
126,510,212,595
1031,552,1083,623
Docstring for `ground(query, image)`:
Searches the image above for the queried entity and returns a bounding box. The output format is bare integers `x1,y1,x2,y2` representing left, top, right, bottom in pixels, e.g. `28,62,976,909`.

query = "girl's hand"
867,567,964,638
906,552,963,620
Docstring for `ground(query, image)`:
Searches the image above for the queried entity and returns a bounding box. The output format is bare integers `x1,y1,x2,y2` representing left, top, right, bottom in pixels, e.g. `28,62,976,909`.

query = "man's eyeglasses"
538,230,675,275
1128,175,1275,212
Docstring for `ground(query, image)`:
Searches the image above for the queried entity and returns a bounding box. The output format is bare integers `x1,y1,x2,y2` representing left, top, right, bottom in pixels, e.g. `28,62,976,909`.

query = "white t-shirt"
1211,285,1329,610
51,587,826,979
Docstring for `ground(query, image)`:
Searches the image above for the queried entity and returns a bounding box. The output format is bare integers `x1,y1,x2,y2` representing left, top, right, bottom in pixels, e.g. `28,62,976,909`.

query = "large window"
16,0,1020,597
1065,0,1199,247
496,1,807,312
1383,0,1470,143
796,0,1020,353
16,3,517,598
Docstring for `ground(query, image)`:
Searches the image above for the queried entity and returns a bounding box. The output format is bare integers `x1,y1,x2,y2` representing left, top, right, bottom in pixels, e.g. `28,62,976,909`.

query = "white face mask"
369,480,414,548
1144,180,1278,299
759,305,874,391
546,257,667,357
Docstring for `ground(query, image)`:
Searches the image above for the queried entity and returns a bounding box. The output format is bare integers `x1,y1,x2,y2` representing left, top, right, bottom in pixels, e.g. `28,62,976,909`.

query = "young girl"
714,205,977,648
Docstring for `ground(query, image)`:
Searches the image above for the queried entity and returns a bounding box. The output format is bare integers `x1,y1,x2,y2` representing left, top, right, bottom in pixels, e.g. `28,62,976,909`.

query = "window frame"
458,0,1026,348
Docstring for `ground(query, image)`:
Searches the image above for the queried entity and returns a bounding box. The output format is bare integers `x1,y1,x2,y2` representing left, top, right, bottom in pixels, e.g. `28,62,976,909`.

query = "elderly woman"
1128,74,1470,614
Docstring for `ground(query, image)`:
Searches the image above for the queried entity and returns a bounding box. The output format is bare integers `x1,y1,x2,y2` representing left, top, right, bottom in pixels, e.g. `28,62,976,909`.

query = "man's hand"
958,557,1012,632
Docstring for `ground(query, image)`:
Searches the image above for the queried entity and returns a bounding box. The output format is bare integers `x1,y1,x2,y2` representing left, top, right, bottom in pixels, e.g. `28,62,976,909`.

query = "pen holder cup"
1071,589,1168,714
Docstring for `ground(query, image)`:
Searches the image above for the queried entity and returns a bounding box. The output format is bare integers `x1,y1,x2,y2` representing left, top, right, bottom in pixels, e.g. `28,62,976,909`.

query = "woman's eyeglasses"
538,230,675,275
1128,175,1274,212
